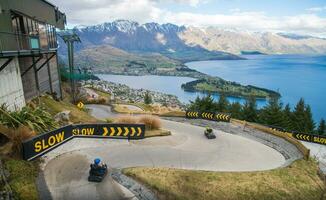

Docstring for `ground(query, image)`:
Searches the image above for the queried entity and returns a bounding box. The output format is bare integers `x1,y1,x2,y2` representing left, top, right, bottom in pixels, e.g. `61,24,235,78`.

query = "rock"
54,111,71,123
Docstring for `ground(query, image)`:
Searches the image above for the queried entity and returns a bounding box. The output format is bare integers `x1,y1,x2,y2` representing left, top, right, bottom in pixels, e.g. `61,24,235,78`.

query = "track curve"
41,105,286,199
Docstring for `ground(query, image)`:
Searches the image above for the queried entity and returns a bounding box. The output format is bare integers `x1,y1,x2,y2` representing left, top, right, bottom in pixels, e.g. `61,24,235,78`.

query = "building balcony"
0,31,57,57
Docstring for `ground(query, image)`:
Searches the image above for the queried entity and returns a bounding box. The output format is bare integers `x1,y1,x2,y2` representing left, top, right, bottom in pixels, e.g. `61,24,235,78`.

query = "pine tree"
292,98,306,132
258,97,284,127
318,119,326,135
229,102,242,119
200,94,215,112
292,98,315,133
242,95,258,122
216,93,229,113
188,95,215,112
304,105,315,133
144,92,152,104
189,96,201,111
283,104,293,131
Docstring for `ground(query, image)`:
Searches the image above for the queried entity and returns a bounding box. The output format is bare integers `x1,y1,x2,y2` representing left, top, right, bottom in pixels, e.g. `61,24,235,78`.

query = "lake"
97,54,326,122
187,55,326,122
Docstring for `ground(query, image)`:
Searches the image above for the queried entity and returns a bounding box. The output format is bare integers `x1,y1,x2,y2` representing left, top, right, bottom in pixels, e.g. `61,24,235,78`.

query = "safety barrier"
22,123,145,161
231,119,310,160
268,126,326,146
186,111,231,122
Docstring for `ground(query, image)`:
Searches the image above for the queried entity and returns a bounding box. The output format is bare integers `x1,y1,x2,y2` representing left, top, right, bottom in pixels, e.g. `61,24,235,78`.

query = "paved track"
42,105,286,200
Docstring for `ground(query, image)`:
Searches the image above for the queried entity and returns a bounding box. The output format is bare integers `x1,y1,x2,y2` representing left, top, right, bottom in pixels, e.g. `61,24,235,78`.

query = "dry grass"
123,159,326,200
112,104,146,114
138,115,161,130
158,110,186,117
86,97,107,105
0,125,35,156
114,115,162,130
114,115,138,124
37,95,98,124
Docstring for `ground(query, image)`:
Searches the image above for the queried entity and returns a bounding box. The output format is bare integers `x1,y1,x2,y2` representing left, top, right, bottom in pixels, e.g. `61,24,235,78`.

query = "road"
42,105,286,200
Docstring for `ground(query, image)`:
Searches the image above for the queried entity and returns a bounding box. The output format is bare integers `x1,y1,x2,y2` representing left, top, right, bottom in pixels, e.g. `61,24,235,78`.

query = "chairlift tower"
58,30,81,103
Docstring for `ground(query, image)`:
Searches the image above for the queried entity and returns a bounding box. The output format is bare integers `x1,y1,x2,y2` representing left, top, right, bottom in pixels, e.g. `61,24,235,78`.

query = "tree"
318,119,326,135
304,105,315,133
292,98,307,132
229,102,242,119
144,92,152,104
216,93,229,113
292,98,315,133
258,97,284,127
282,104,293,130
188,95,215,112
242,95,258,122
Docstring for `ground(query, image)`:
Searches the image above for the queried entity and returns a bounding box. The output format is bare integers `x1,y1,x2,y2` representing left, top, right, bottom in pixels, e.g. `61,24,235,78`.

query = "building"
0,0,66,110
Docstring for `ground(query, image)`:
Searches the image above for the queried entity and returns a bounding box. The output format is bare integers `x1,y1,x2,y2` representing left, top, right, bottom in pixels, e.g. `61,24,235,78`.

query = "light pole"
58,30,81,103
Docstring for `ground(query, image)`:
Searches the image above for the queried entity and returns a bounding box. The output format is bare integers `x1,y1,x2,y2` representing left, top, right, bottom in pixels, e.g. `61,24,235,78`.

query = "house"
0,0,66,110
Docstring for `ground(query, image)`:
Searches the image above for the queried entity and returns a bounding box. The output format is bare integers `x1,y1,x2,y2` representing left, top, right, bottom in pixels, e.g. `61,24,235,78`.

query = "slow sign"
22,125,73,161
22,123,146,161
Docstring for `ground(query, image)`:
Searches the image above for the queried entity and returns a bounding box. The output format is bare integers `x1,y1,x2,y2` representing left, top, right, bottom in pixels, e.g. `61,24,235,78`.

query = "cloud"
50,0,326,37
306,6,326,12
172,0,201,7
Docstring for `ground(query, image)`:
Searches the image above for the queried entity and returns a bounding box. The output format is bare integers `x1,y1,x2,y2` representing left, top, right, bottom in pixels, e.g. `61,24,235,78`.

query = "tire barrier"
22,123,145,161
186,111,231,122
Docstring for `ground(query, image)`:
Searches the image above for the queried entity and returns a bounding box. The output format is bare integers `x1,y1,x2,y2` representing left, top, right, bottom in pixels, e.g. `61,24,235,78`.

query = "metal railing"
0,31,57,52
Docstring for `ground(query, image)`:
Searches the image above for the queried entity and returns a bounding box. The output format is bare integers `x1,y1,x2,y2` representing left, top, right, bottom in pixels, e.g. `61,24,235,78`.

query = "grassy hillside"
124,159,326,200
75,45,185,74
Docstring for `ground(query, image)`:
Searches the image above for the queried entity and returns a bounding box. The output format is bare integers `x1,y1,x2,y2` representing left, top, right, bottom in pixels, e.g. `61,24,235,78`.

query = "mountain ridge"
62,19,326,57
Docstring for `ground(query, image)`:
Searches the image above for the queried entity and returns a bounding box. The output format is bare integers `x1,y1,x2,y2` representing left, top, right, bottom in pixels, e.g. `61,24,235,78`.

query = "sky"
50,0,326,37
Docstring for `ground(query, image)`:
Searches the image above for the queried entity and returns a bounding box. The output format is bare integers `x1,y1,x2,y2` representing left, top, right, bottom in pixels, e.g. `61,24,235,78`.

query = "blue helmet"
94,158,101,165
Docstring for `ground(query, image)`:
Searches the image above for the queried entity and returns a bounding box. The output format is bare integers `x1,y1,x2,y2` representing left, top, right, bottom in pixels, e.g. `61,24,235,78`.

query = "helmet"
94,158,101,165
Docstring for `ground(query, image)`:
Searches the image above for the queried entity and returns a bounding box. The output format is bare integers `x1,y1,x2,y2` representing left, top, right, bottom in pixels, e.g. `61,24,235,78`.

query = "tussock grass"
114,115,138,124
138,115,161,130
114,115,162,130
0,125,35,156
124,159,326,200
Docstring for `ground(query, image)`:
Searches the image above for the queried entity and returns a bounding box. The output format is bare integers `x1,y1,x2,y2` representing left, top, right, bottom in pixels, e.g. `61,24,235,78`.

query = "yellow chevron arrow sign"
137,127,142,136
110,127,115,136
131,127,136,136
102,127,108,136
124,127,130,136
117,127,123,136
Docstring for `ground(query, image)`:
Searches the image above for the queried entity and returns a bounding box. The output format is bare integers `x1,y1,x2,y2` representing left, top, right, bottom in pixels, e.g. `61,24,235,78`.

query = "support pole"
67,41,76,103
46,54,53,94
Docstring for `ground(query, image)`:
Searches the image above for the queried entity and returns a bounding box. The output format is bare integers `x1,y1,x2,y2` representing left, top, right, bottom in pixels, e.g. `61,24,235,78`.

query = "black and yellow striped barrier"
22,123,145,161
268,125,326,146
186,111,231,122
72,124,144,139
186,111,199,118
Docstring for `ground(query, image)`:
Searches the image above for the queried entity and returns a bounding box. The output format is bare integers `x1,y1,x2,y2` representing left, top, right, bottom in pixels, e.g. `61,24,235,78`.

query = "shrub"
114,115,138,124
113,115,162,130
0,104,58,133
0,125,35,156
138,115,161,130
106,118,115,123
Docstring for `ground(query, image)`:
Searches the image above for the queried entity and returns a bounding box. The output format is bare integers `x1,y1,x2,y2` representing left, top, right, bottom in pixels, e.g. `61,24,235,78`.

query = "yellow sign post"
77,102,84,109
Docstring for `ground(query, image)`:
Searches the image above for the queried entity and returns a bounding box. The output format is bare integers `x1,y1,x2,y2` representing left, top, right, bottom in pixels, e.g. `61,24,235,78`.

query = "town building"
0,0,66,110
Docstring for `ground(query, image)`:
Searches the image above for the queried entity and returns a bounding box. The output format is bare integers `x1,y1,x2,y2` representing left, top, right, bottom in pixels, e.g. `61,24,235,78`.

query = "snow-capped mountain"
58,20,326,61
